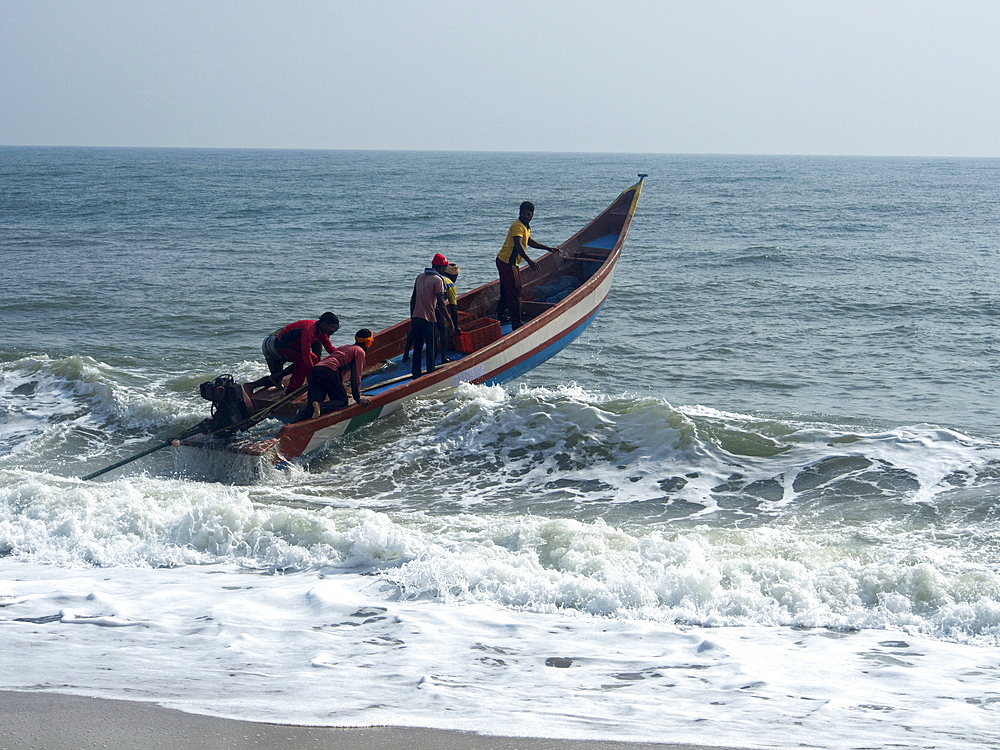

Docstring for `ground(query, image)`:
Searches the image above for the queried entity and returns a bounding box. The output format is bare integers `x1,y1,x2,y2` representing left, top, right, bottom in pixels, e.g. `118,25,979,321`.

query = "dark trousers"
306,366,348,410
496,257,522,329
404,316,450,363
410,317,436,378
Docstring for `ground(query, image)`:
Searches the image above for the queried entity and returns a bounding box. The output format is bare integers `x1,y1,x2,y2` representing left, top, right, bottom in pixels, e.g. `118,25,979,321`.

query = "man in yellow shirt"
495,201,560,329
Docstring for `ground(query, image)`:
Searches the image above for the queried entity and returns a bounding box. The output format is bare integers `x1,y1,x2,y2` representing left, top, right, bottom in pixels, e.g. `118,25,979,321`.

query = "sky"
2,0,999,157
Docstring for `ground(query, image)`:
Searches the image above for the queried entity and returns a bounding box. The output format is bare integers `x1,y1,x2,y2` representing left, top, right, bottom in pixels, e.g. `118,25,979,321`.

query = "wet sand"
0,690,751,750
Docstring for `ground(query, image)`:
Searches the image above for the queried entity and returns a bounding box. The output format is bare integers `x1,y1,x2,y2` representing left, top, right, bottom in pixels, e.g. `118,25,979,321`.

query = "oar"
80,420,211,481
81,385,308,481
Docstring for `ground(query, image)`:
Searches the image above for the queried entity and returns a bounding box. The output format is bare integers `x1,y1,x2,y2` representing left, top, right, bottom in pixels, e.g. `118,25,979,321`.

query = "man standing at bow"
496,201,559,330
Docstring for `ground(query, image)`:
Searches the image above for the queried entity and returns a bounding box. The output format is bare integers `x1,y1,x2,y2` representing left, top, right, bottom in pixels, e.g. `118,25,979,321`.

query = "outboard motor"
199,374,254,436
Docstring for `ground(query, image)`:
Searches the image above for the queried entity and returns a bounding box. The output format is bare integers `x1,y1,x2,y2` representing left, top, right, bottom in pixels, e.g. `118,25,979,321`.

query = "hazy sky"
3,0,999,156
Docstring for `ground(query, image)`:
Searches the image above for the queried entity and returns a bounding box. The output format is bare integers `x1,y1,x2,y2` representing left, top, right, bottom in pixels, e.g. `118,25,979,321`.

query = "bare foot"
311,401,321,419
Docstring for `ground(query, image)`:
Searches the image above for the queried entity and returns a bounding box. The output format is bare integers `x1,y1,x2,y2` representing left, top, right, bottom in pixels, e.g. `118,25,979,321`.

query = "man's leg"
411,319,426,379
424,319,437,373
304,371,327,420
508,264,523,329
303,367,348,419
402,327,415,362
496,259,522,328
436,319,451,363
247,337,290,392
495,257,511,322
285,352,312,391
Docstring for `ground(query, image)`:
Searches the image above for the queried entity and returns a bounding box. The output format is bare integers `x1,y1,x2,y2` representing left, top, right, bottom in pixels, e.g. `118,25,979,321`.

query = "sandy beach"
0,690,751,750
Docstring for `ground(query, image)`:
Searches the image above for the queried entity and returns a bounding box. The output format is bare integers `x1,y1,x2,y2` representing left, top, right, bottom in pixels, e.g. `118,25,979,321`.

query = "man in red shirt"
302,329,374,420
246,312,340,394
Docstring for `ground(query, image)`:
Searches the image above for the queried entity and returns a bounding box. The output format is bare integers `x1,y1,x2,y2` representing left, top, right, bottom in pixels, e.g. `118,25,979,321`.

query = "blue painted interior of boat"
580,233,618,250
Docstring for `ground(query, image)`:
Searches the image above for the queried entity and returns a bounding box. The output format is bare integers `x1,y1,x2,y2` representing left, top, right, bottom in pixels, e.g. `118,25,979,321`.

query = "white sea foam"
0,355,208,475
3,470,1000,643
297,383,1000,528
2,556,999,749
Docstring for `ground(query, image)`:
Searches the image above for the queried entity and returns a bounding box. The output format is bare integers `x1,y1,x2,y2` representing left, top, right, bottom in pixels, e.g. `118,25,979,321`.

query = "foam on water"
3,458,1000,645
295,382,1000,524
3,555,999,749
0,354,207,471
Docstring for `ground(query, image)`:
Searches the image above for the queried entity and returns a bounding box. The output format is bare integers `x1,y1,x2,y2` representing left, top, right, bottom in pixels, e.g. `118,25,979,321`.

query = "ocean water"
2,147,1000,749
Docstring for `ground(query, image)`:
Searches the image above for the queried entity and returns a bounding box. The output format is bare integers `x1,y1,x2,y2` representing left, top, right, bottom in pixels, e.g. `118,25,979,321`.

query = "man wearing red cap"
409,254,449,379
496,201,560,329
403,254,458,364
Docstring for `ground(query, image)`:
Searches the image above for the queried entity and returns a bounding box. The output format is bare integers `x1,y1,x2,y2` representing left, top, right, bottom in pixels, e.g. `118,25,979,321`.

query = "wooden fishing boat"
186,177,645,466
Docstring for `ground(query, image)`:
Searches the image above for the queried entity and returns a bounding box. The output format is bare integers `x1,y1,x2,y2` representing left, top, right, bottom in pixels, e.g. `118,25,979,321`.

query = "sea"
2,147,1000,749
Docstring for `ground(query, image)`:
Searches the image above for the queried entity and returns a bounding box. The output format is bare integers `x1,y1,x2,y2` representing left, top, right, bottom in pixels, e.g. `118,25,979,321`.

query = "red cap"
432,253,448,266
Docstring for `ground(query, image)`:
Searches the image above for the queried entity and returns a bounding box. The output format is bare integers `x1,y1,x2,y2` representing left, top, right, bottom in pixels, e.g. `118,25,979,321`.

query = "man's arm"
298,323,317,364
317,334,335,355
528,237,560,253
350,359,364,403
512,236,539,270
435,292,449,323
348,351,370,405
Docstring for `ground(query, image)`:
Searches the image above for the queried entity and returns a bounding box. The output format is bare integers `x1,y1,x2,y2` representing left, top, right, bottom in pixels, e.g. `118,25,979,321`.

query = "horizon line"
2,143,999,160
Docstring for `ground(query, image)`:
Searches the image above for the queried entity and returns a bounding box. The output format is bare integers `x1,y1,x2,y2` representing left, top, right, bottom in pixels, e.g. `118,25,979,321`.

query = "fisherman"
439,262,461,360
409,253,449,378
404,257,460,364
301,329,374,420
245,312,340,394
496,201,560,329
